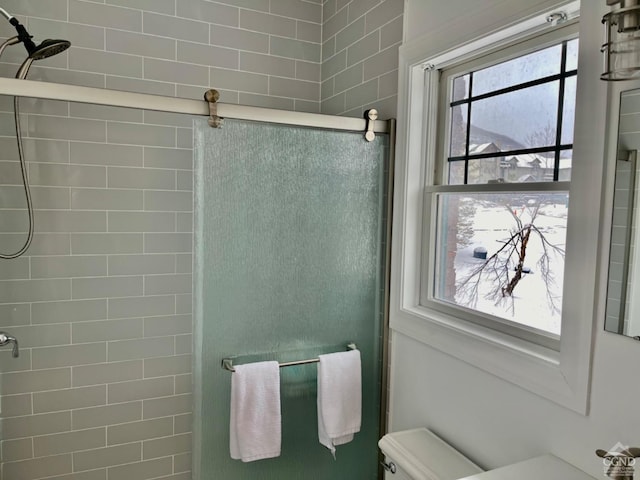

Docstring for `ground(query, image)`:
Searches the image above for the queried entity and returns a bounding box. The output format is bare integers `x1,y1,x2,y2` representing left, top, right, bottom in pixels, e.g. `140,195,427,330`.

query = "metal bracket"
545,11,567,25
381,460,397,474
364,108,378,142
222,357,235,372
204,89,223,128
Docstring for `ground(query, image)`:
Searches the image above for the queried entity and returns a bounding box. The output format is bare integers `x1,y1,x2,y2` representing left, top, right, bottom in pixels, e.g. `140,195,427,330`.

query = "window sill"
401,304,560,363
390,304,587,413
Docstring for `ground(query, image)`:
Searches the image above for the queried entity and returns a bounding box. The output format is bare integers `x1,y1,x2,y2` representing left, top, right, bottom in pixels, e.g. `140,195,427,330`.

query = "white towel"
317,349,362,457
229,361,281,462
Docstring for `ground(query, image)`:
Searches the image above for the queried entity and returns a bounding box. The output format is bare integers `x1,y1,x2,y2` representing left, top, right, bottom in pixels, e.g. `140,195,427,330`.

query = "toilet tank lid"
378,428,483,480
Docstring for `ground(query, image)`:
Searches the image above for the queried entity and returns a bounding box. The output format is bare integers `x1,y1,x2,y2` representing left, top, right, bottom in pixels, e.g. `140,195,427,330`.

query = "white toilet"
378,428,484,480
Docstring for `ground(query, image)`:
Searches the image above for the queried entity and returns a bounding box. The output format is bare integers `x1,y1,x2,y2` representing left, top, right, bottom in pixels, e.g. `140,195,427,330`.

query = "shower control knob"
0,332,19,358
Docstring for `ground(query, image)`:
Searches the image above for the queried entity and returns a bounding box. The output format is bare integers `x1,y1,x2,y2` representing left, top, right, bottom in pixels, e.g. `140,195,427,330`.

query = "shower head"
15,38,71,78
28,38,71,60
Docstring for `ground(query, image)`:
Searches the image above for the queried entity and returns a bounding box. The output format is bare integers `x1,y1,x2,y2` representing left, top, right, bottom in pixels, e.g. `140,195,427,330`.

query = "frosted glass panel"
194,119,388,479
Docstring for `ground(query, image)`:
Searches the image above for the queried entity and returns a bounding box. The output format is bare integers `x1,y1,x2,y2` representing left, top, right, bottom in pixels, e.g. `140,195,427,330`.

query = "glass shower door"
193,118,388,479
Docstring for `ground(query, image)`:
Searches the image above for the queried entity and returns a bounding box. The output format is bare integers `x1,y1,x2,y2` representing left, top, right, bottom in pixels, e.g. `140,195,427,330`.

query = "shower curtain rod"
0,77,390,133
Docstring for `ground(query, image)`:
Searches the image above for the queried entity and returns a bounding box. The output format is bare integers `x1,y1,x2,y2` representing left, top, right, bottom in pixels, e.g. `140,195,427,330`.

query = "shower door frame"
0,76,395,480
0,77,390,133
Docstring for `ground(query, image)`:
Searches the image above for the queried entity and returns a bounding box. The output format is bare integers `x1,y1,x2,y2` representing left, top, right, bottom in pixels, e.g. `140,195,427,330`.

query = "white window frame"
390,0,606,414
421,24,578,350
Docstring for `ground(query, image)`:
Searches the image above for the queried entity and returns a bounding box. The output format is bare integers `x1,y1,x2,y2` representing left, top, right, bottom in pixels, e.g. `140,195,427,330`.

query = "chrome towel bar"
221,343,357,373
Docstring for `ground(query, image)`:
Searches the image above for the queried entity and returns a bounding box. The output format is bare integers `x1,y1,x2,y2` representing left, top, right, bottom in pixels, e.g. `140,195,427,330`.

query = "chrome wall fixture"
204,89,223,128
0,331,19,358
602,0,640,80
221,343,357,372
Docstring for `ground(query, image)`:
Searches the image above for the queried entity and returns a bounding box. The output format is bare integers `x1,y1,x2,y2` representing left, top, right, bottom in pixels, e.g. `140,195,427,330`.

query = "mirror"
605,88,640,339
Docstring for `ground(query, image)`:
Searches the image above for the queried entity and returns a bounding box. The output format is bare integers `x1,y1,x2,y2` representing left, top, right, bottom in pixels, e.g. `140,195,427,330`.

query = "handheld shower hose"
0,8,70,259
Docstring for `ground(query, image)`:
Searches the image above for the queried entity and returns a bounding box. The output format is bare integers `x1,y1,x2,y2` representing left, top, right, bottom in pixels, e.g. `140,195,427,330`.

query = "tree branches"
455,199,565,315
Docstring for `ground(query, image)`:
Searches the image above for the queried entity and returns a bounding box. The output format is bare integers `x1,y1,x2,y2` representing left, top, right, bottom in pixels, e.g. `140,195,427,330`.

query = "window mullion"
448,144,573,162
464,72,473,184
449,70,577,107
554,41,569,182
425,181,571,194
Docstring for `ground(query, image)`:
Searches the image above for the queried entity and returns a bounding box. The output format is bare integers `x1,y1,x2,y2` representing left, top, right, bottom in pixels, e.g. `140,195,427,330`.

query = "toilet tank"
378,428,484,480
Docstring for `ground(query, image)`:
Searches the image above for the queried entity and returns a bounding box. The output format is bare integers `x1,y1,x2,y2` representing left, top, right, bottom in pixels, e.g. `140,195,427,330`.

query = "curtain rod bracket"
205,89,223,128
364,109,378,142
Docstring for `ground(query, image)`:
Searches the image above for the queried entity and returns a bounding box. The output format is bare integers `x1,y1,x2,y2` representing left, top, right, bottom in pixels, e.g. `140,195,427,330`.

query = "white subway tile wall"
321,0,402,118
0,0,402,478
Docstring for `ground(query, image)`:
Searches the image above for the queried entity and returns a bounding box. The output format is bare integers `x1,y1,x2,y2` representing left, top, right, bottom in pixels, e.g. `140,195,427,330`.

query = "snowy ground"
450,198,567,335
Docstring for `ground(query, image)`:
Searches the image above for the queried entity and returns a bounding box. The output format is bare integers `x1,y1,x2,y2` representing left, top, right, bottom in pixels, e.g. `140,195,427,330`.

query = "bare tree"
455,198,564,314
525,123,556,158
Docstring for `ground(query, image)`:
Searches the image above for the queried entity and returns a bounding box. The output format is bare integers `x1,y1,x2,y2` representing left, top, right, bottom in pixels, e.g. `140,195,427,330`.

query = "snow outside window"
421,29,579,349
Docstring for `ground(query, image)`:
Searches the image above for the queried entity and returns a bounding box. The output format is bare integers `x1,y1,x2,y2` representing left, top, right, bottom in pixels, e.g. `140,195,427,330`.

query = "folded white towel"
317,349,362,457
229,361,281,462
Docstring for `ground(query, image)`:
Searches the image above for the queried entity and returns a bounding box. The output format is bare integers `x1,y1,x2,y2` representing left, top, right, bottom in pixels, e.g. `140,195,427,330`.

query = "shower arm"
0,7,19,61
0,7,13,21
0,7,37,55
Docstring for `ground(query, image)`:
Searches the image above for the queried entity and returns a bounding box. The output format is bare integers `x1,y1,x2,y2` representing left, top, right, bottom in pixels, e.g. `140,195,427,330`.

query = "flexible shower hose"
0,16,70,258
0,96,35,259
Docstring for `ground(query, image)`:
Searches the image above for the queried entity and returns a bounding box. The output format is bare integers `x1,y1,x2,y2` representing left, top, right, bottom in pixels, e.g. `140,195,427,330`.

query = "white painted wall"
390,1,640,477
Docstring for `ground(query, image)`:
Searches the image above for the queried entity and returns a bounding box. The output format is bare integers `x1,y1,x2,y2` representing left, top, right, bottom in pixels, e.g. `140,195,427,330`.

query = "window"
391,0,603,414
421,29,579,348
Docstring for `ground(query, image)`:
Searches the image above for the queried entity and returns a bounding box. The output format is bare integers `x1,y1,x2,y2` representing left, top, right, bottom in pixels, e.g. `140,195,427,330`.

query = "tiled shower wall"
0,1,402,479
321,0,403,118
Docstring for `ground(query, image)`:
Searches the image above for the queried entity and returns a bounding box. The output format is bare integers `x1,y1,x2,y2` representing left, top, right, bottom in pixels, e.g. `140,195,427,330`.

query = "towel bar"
221,343,357,372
